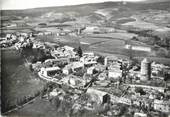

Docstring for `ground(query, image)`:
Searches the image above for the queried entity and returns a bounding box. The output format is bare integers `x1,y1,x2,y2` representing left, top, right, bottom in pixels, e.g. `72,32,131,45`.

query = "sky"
1,0,146,10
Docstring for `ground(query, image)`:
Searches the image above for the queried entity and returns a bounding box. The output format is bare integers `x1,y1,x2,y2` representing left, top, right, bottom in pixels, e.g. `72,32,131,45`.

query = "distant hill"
1,1,170,27
2,1,170,17
142,0,170,3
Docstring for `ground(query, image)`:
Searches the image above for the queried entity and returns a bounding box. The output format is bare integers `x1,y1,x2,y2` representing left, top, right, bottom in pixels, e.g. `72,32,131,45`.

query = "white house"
20,32,28,37
37,32,44,36
19,36,25,42
61,75,85,87
64,45,75,51
118,97,131,105
11,34,17,40
69,78,82,86
86,88,108,104
108,70,122,79
40,67,60,77
125,44,152,52
134,113,147,117
72,62,84,71
83,52,95,57
44,31,52,35
62,62,84,75
49,89,65,97
80,56,98,66
33,42,45,49
62,67,72,75
87,66,95,75
98,72,107,81
153,99,169,113
83,26,100,34
6,34,11,39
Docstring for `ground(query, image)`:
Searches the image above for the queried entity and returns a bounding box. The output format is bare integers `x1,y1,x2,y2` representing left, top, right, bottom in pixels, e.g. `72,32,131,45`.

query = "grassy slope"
1,50,46,109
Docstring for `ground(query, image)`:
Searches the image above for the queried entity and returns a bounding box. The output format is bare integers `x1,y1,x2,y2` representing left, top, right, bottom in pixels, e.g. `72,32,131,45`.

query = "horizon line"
2,0,146,10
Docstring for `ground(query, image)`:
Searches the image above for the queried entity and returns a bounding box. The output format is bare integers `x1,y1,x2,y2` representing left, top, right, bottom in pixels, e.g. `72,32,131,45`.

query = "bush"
77,46,83,57
97,56,105,65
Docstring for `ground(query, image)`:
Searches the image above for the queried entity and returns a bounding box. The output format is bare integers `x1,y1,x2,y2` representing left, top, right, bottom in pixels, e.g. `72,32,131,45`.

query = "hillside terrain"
1,1,170,117
1,1,170,58
1,1,170,34
1,1,170,23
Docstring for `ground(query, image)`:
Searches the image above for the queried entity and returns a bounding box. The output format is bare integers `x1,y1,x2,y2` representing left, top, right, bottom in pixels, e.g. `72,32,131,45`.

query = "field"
79,33,153,57
80,36,111,45
79,32,137,48
86,32,137,40
116,17,136,25
90,43,151,57
36,32,151,58
1,28,34,34
134,56,170,66
122,20,160,30
122,15,170,31
36,33,160,58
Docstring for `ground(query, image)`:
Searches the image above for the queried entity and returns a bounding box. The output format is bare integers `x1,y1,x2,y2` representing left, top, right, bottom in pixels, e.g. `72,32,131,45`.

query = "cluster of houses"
105,57,123,79
4,32,167,117
34,43,170,116
2,32,169,116
34,25,125,37
0,33,18,48
50,46,78,59
0,24,128,49
0,33,35,49
38,48,99,88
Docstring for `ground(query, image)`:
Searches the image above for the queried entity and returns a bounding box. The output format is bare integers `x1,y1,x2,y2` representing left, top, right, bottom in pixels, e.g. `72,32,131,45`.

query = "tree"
97,56,105,65
77,46,83,57
131,36,138,41
135,87,146,95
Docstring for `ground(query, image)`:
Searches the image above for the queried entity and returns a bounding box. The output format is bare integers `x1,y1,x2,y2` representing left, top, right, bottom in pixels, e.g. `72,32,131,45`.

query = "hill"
2,1,170,17
1,1,170,31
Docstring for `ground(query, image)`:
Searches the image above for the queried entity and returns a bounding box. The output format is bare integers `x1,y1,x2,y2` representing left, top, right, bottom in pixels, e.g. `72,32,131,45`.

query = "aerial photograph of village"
1,0,170,117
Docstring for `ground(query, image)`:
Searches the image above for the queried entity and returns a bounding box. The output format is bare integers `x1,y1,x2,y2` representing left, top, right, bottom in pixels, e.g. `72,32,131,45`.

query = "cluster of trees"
21,48,54,64
76,46,83,57
129,30,170,49
73,69,86,77
2,82,54,114
2,92,40,113
97,56,105,65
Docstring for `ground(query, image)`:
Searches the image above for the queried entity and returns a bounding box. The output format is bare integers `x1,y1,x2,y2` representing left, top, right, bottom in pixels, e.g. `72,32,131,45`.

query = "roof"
105,55,120,61
134,113,147,117
87,66,95,70
142,58,150,63
61,75,83,84
83,52,94,55
64,62,84,69
87,88,107,96
154,99,169,104
109,69,122,73
42,67,60,71
64,45,74,51
84,61,97,65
